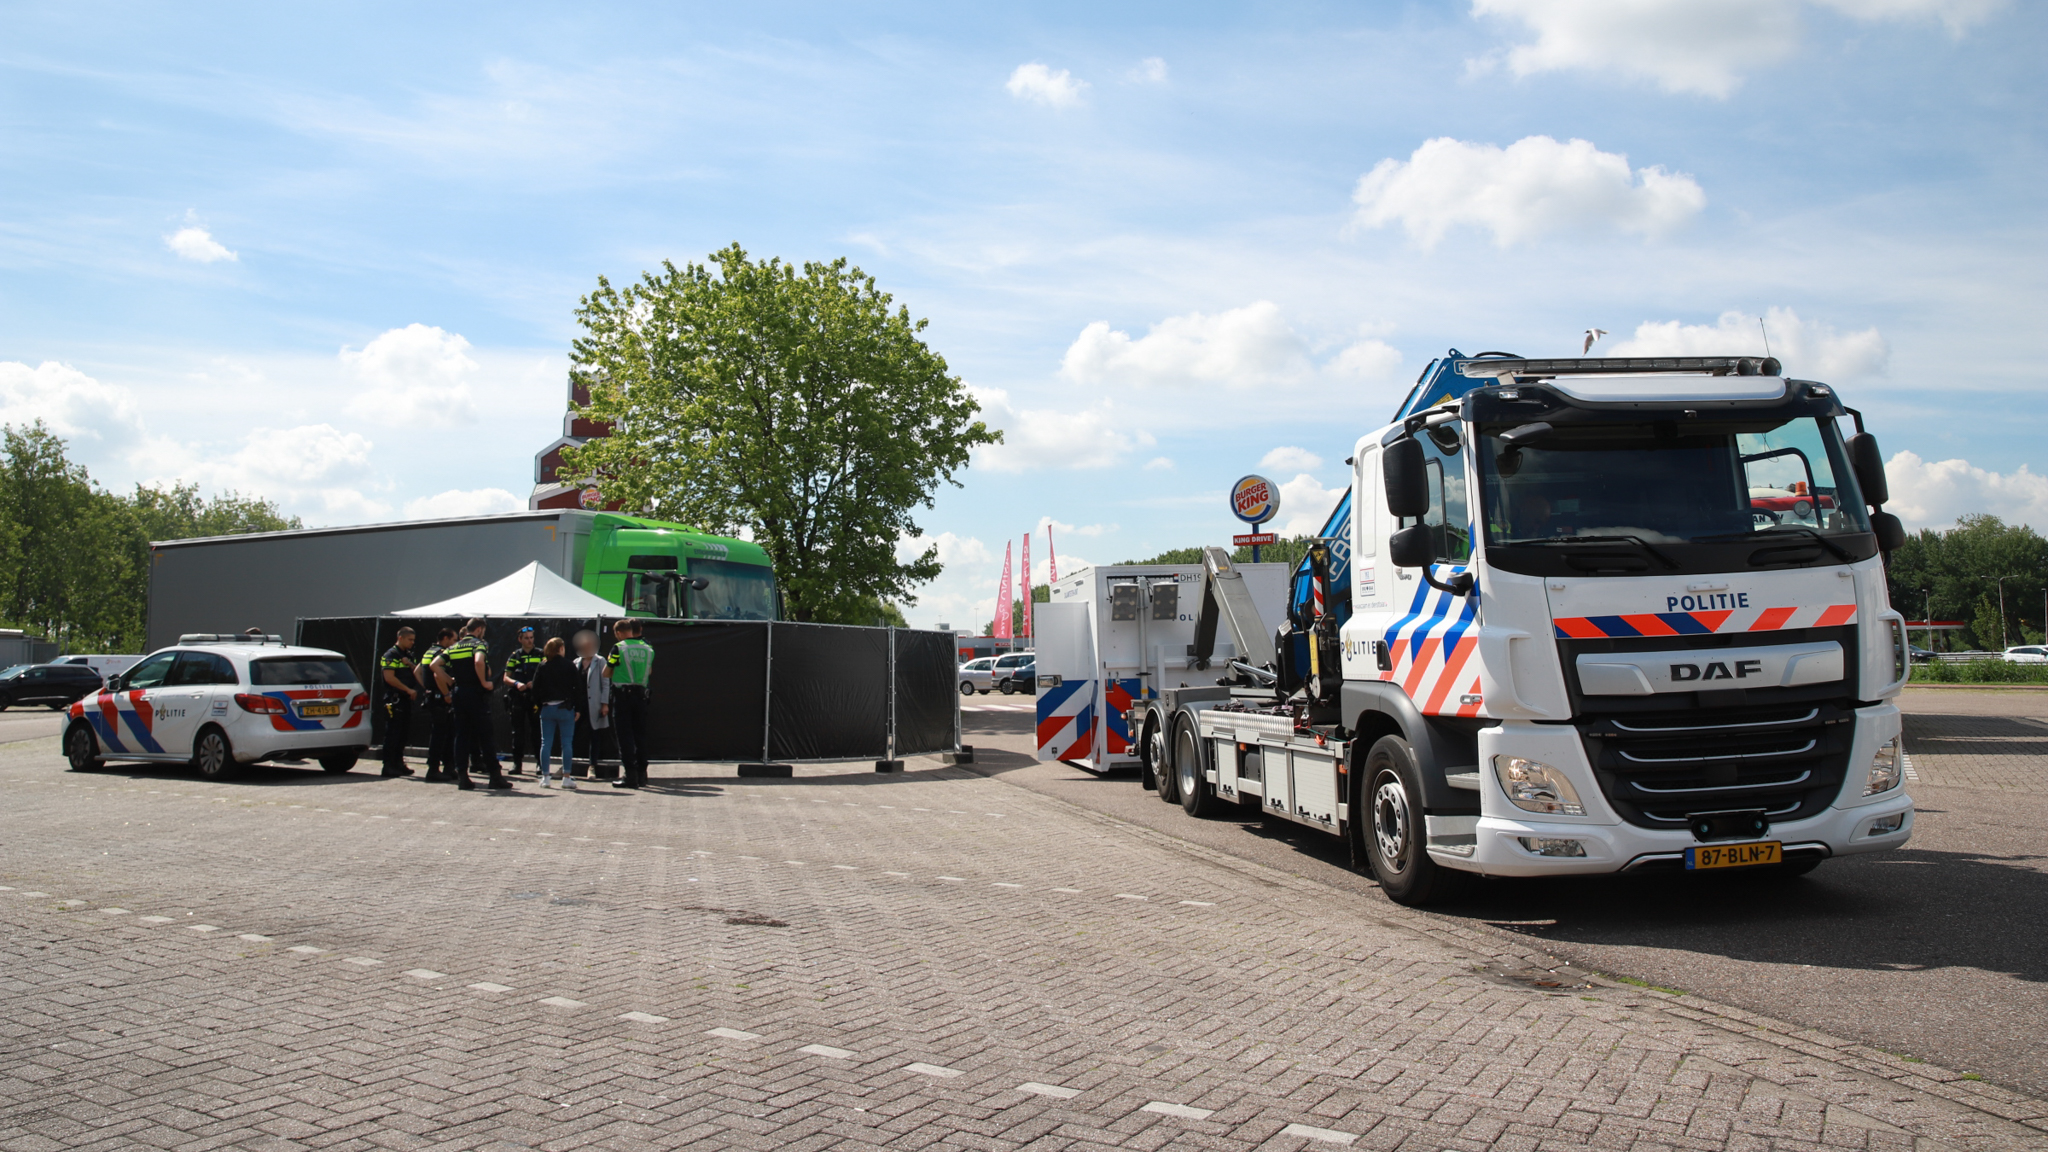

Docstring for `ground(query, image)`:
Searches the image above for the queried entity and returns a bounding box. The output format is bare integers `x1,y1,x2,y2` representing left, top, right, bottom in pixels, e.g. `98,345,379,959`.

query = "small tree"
565,245,998,623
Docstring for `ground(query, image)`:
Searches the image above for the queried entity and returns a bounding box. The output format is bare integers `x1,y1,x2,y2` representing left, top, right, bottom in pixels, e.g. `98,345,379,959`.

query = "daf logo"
1669,659,1763,682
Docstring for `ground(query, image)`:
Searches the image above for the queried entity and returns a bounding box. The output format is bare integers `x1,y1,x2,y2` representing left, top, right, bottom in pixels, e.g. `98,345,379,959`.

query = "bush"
1912,660,2048,684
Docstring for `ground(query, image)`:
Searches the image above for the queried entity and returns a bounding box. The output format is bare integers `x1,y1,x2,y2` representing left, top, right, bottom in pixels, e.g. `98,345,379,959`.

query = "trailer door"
1034,601,1097,762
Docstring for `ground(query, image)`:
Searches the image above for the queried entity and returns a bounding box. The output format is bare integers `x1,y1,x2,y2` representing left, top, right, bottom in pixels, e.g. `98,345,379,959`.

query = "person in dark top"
376,627,419,778
502,626,543,775
433,618,510,792
415,627,458,781
532,637,582,788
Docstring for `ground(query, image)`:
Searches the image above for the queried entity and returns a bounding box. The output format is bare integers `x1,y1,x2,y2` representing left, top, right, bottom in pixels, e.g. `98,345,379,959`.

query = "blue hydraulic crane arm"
1393,348,1524,422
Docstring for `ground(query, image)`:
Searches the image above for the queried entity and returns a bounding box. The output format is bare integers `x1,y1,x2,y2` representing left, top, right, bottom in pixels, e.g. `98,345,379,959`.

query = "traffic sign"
1233,532,1277,546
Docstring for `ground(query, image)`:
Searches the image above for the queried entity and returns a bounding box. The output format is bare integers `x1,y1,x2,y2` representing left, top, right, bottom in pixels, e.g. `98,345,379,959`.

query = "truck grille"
1577,703,1853,830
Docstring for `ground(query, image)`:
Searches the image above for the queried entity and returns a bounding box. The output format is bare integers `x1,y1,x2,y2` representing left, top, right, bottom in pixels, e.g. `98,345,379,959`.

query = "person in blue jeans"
532,637,583,789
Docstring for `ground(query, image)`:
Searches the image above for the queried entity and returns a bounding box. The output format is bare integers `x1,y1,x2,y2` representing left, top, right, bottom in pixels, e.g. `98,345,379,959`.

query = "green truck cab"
580,513,779,620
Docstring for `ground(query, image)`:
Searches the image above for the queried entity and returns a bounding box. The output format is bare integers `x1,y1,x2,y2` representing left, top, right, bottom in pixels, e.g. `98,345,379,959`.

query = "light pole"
1995,574,2022,651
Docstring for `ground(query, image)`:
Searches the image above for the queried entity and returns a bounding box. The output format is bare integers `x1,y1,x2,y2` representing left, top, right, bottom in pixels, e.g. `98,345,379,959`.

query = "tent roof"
392,562,621,618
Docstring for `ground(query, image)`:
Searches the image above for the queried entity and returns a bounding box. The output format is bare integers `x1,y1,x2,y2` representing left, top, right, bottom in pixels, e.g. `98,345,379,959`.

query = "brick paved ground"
3,736,2045,1151
1900,691,2048,791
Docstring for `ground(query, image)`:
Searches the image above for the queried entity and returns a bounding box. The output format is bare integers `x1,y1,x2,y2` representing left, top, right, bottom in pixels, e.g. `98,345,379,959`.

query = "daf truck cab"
1135,353,1915,905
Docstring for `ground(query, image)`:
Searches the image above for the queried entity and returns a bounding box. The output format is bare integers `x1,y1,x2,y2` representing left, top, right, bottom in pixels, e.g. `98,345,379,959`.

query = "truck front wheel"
1140,719,1164,792
1363,735,1462,906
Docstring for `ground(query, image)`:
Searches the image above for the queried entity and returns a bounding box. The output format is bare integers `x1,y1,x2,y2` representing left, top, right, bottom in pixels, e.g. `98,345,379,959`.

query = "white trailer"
1034,562,1288,771
1131,353,1917,905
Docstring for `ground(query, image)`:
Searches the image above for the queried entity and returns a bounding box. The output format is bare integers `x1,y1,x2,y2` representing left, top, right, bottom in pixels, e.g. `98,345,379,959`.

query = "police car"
63,634,372,779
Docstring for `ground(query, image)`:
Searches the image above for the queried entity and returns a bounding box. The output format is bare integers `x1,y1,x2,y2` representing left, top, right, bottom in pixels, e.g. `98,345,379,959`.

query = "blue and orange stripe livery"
1554,604,1856,639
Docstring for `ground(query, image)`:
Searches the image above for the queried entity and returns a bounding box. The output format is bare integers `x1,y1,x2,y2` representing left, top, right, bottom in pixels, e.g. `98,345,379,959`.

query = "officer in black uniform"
415,626,458,781
502,626,543,775
377,626,420,777
434,618,511,791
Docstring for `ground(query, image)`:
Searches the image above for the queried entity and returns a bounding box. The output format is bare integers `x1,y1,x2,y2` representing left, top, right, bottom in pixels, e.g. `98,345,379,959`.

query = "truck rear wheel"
1155,720,1182,805
1140,718,1164,792
1363,735,1462,906
1176,724,1221,817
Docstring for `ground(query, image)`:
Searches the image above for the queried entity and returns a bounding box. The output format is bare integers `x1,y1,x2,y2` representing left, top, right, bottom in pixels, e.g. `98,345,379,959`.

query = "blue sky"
3,0,2043,629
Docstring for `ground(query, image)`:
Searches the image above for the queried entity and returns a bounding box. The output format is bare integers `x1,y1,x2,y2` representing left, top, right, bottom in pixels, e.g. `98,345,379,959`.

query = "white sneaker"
563,781,577,790
540,778,553,788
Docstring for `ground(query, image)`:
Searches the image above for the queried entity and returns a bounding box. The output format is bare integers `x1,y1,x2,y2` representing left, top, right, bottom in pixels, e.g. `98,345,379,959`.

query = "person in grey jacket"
572,628,612,779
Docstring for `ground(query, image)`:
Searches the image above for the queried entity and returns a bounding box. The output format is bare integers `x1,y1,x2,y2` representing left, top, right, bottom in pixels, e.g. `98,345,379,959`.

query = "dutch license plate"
299,702,341,718
1685,841,1781,870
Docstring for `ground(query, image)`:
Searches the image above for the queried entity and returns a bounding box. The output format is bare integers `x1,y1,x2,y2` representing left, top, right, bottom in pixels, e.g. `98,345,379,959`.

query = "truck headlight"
1492,755,1585,816
1864,737,1902,795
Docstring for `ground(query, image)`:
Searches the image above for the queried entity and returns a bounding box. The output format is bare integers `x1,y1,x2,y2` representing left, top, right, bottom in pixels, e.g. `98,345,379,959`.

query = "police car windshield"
1479,415,1872,546
688,559,776,621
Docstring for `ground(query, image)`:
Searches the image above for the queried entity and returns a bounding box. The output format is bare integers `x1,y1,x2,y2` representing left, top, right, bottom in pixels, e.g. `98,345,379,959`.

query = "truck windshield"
688,558,777,620
1478,415,1872,546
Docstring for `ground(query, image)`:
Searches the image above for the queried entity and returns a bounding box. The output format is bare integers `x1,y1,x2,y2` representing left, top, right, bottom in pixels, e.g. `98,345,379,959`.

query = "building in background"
529,378,621,511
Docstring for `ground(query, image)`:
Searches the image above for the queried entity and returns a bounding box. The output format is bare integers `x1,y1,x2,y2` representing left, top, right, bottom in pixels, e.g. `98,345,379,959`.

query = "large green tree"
563,244,999,623
1885,514,2047,650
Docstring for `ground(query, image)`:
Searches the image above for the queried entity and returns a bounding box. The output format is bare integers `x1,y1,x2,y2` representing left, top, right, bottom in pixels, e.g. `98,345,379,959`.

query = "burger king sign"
1230,474,1279,525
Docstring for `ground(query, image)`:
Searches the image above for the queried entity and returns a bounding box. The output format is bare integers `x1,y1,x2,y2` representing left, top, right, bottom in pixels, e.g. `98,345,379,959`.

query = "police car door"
151,653,218,757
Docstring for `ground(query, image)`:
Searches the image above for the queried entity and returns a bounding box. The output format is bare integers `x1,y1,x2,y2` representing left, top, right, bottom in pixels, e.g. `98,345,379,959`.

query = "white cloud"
1143,456,1175,471
0,361,147,446
1606,306,1889,379
1131,57,1169,83
1006,63,1089,108
1260,446,1323,474
1353,136,1705,249
1882,451,2048,531
1473,0,2007,97
1037,518,1117,538
1275,473,1346,536
165,226,238,263
970,385,1147,473
1329,338,1404,381
341,323,480,424
404,487,523,519
1062,301,1313,388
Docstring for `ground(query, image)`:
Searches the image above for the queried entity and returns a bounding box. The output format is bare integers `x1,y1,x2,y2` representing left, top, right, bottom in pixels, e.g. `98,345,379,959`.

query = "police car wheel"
1363,735,1462,906
192,728,237,780
65,725,102,772
319,753,358,773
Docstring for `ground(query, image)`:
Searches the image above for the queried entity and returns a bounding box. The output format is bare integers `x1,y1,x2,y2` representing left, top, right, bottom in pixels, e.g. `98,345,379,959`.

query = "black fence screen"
297,616,959,765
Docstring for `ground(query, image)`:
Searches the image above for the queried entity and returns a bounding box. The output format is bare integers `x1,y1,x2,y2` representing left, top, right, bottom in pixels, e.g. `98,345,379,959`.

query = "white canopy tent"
391,562,621,618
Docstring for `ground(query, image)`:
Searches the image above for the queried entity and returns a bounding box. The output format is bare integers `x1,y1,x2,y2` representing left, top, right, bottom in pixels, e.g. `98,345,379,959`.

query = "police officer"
377,627,420,778
604,618,657,789
415,626,459,781
434,618,512,791
503,626,544,775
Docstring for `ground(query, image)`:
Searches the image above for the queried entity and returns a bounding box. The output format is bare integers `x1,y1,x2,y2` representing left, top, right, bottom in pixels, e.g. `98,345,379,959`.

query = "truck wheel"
65,724,102,772
319,752,359,773
193,728,239,781
1140,718,1164,791
1363,735,1461,906
1155,721,1182,805
1176,724,1221,817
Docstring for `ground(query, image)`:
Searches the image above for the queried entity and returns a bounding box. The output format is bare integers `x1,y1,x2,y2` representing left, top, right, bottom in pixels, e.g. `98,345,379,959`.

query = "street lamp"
1995,574,2022,651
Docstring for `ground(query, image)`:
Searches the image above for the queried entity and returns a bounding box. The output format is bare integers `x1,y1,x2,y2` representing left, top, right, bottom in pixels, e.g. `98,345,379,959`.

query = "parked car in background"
2002,646,2048,664
1907,644,1936,663
998,660,1036,696
54,654,141,679
0,663,104,710
64,636,371,779
958,656,997,695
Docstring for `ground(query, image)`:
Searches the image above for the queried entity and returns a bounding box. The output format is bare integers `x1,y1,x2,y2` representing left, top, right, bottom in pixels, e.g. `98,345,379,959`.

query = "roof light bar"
1454,355,1781,380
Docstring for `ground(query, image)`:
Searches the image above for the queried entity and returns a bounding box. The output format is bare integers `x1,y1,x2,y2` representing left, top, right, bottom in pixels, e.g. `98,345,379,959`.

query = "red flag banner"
1021,532,1033,640
993,541,1013,640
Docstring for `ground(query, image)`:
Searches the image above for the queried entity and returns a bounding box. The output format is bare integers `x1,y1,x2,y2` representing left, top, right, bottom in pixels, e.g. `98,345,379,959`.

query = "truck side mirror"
1869,510,1906,552
1389,524,1433,569
1847,432,1889,506
1383,438,1429,518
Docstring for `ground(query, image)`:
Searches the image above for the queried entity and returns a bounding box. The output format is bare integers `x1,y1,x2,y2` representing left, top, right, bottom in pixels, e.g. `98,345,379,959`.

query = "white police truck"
1132,353,1915,904
64,634,372,779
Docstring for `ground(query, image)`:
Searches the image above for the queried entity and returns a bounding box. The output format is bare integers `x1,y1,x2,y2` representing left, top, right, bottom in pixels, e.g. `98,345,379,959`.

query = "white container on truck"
1035,562,1288,770
1132,353,1914,904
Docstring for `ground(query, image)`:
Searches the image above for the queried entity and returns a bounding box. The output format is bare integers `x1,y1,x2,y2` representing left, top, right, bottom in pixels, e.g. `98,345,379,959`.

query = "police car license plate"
1685,841,1781,870
299,702,341,718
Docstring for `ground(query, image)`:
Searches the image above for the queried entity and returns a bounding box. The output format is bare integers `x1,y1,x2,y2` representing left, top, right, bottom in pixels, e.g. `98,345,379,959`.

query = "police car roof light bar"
179,633,284,645
1453,355,1782,380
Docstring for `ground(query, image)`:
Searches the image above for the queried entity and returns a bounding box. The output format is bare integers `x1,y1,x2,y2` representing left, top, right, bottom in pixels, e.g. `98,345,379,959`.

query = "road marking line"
992,883,1021,888
139,916,174,924
343,957,382,966
706,1028,760,1041
58,899,85,907
883,872,911,877
288,946,326,954
1179,900,1215,907
189,925,220,933
799,1044,855,1059
538,996,586,1009
1280,1122,1357,1145
404,969,448,980
904,1062,962,1078
99,908,130,915
832,865,857,870
1141,1102,1212,1120
937,876,964,882
18,892,49,898
237,934,273,942
620,1012,669,1024
1113,893,1148,901
784,860,804,865
1017,1082,1080,1099
1051,888,1082,894
468,982,513,992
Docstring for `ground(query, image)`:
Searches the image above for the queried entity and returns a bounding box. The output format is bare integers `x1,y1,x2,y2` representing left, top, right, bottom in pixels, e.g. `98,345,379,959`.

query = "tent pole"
887,626,897,764
760,622,774,763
